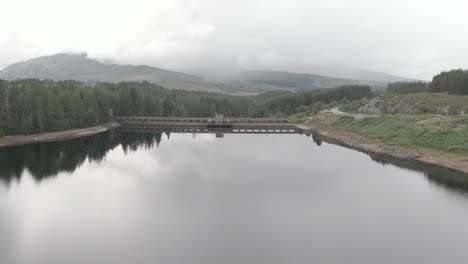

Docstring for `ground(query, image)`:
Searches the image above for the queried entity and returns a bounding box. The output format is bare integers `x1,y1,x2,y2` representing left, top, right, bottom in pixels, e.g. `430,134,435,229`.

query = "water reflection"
370,153,468,194
306,133,468,194
1,130,468,196
0,131,162,183
3,131,468,264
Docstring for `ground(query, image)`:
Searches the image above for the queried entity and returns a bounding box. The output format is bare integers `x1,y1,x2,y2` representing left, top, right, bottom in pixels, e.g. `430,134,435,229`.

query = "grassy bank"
332,114,468,154
369,93,468,114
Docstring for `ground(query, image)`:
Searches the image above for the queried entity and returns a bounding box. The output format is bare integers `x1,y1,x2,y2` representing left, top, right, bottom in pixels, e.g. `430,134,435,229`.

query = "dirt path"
297,123,468,174
0,122,121,149
321,107,381,119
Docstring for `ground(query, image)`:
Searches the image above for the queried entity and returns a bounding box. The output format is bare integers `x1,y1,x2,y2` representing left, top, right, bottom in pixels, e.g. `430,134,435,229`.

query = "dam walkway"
114,114,308,137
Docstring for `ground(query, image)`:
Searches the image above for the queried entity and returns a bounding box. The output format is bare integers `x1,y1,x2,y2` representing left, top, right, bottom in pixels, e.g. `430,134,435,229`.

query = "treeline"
387,81,428,94
256,85,373,116
0,80,112,136
0,79,255,136
429,69,468,95
386,69,468,95
98,81,255,118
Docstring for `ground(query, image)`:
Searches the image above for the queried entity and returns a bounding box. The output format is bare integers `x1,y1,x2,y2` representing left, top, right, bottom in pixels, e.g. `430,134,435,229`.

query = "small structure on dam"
207,114,232,129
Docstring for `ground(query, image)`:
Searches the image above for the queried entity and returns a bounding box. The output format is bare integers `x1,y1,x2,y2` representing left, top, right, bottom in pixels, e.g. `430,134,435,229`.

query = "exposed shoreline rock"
0,122,121,149
358,97,423,115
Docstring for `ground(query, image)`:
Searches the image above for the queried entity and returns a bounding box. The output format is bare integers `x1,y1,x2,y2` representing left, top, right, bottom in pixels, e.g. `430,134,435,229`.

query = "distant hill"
214,70,388,92
0,53,417,93
302,64,419,83
188,64,420,92
0,53,221,92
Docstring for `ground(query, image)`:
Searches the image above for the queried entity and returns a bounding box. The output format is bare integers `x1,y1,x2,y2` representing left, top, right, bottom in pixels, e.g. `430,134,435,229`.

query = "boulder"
436,106,450,115
358,104,381,115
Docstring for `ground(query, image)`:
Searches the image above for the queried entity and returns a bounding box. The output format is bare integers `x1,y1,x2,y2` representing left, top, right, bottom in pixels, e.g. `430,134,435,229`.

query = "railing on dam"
117,126,302,134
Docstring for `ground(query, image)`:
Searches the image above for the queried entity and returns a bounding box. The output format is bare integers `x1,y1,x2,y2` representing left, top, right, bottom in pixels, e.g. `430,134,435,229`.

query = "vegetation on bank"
333,115,468,154
279,68,468,156
380,93,468,114
306,69,468,156
351,92,468,115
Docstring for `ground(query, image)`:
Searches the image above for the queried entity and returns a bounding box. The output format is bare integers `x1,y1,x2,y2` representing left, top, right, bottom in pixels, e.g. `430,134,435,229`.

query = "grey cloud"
1,0,468,79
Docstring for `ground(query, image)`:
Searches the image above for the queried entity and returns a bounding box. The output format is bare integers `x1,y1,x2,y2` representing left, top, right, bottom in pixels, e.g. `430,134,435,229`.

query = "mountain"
301,64,420,83
213,70,388,92
0,53,221,92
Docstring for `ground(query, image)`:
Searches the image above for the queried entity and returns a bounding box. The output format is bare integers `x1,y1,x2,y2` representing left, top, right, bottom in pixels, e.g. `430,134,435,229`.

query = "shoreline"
2,119,467,174
0,122,121,149
297,123,468,175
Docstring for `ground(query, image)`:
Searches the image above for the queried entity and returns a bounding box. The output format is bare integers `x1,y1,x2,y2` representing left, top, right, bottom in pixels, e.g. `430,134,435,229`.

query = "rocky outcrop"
436,106,451,115
358,97,423,115
358,98,382,114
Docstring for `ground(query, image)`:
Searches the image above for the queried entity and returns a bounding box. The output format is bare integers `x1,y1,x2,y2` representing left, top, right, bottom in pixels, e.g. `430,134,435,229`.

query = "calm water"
2,131,468,264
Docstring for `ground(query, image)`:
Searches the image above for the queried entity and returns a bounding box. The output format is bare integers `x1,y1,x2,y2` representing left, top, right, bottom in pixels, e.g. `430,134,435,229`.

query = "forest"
386,81,428,94
256,85,373,116
0,79,372,136
385,69,468,95
0,79,255,136
429,69,468,95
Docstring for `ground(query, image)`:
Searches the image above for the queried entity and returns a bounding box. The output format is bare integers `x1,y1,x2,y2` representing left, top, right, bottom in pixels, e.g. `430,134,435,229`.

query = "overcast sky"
1,0,467,80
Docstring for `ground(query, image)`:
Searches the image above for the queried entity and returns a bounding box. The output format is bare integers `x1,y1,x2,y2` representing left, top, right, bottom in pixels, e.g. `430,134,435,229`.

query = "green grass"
335,115,468,154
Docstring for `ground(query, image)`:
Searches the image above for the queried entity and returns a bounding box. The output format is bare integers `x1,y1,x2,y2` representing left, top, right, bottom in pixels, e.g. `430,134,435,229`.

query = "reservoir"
1,131,468,264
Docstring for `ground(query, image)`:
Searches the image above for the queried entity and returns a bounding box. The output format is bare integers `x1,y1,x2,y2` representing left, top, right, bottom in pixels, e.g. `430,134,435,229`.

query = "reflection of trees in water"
307,131,468,194
369,153,468,193
3,130,468,194
312,135,322,146
303,133,322,146
0,131,164,183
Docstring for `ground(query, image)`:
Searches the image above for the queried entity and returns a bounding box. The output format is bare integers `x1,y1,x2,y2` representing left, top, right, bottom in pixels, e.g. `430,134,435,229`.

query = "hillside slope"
217,70,386,92
0,53,221,92
303,64,418,83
